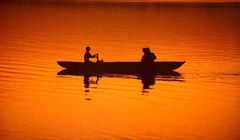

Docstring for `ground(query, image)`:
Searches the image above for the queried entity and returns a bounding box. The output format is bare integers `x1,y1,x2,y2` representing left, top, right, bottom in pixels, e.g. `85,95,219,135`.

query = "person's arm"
152,53,157,60
89,53,97,58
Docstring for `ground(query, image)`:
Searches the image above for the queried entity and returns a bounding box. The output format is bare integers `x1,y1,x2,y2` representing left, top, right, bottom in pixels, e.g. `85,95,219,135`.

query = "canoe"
57,61,185,74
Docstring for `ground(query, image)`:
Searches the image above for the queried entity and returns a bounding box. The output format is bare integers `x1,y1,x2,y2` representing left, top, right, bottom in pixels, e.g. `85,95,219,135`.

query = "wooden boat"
57,61,185,74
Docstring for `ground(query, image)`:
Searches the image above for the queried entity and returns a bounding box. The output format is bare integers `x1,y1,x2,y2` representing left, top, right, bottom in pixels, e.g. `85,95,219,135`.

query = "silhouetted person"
84,46,99,63
141,47,156,64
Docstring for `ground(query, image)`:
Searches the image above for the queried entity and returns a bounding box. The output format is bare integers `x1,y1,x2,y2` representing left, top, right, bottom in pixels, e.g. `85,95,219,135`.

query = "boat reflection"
58,69,184,93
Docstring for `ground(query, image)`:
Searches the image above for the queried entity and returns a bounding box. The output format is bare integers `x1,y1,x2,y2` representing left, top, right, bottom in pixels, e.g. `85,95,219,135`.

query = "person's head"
145,47,151,53
86,46,90,52
142,48,147,54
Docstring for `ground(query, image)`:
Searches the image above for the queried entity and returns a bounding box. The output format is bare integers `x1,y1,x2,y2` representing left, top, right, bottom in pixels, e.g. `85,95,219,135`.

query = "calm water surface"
0,3,240,140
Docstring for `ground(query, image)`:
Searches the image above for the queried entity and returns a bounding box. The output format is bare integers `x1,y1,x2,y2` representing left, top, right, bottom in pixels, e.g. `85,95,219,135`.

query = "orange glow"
0,2,239,140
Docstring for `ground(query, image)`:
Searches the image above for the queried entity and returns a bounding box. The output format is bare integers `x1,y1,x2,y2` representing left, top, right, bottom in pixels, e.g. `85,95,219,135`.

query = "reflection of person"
84,74,90,88
84,46,99,63
83,74,101,92
141,74,156,89
141,47,157,64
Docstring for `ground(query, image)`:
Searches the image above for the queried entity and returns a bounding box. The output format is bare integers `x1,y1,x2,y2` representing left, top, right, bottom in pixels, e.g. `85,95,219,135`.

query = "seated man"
141,47,157,64
84,46,99,63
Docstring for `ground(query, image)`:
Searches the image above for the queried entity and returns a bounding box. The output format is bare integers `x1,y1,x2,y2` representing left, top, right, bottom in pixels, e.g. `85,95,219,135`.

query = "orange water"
0,3,239,140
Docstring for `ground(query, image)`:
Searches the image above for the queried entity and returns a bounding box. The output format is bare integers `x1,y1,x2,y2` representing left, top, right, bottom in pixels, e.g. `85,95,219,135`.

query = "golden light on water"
0,2,240,140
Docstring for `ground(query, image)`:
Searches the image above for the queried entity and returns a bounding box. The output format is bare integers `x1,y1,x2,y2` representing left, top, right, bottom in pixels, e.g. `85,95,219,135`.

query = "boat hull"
57,61,185,74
